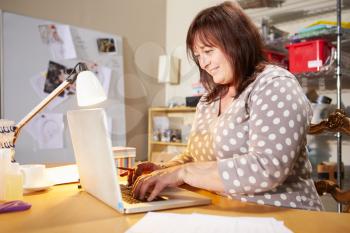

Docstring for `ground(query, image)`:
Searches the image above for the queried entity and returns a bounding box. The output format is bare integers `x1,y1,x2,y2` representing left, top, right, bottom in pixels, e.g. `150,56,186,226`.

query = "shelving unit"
301,0,346,212
334,0,344,212
148,107,196,164
265,1,347,212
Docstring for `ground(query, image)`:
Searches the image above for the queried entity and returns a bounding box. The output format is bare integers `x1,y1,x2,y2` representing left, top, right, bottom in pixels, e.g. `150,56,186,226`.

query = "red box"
264,49,288,68
286,39,332,74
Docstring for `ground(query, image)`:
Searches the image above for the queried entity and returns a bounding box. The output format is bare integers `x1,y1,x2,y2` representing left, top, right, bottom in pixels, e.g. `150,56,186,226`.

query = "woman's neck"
218,85,236,116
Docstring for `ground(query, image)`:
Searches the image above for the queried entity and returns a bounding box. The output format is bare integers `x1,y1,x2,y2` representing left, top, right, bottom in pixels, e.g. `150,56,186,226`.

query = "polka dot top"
169,65,324,211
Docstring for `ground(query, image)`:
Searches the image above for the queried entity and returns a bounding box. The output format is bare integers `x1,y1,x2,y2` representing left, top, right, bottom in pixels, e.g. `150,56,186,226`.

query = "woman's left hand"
131,165,185,201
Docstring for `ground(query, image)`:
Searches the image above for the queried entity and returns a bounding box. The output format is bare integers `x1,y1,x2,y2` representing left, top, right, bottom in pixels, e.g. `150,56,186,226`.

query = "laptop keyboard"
120,184,167,204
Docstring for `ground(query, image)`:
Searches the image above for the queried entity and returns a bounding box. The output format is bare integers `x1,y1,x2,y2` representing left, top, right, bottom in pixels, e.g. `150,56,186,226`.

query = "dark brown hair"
186,1,267,103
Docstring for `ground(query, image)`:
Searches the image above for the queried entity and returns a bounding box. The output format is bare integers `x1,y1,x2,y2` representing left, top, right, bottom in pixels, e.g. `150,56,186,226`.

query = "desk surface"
0,184,349,233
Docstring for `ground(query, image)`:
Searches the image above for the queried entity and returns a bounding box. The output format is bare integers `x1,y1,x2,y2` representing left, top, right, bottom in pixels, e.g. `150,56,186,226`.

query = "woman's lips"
209,67,219,75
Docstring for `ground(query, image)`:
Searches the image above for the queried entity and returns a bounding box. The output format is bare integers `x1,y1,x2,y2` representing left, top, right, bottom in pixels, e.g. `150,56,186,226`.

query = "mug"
20,164,48,188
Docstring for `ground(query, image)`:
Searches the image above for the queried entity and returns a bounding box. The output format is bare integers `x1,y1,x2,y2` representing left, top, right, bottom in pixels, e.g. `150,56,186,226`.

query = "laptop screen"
67,108,124,212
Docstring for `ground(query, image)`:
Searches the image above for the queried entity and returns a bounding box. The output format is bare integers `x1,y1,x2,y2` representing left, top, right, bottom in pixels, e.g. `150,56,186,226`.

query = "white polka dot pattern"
169,65,323,211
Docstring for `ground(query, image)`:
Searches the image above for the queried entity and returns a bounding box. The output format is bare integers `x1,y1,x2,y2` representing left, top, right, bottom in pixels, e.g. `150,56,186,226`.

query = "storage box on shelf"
148,107,196,164
264,49,288,68
286,39,333,74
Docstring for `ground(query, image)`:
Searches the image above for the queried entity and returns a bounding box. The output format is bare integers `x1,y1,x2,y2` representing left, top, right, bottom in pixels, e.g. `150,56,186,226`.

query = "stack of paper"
126,212,293,233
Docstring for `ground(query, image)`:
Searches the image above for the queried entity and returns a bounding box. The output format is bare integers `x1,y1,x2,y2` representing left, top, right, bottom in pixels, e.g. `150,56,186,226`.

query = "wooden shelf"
150,106,196,113
150,141,188,146
148,107,196,162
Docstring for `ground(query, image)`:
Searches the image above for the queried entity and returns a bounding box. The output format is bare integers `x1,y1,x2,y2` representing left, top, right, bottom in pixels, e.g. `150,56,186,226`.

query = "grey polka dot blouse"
170,65,324,211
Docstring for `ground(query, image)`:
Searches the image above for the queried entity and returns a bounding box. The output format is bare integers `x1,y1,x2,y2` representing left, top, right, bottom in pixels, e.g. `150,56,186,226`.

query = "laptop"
67,108,211,214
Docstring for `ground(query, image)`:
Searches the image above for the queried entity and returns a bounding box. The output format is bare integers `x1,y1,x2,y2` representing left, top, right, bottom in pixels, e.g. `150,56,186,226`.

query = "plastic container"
4,163,23,200
264,49,288,68
286,39,333,73
0,149,12,200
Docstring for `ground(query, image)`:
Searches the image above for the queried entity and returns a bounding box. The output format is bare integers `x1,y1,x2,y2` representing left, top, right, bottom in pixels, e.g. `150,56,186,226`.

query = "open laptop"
67,108,211,214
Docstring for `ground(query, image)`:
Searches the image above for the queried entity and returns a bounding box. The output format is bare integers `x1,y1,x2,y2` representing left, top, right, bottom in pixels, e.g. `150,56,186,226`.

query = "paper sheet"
25,113,64,149
38,24,77,60
46,164,79,185
86,63,112,95
125,212,293,233
30,72,69,110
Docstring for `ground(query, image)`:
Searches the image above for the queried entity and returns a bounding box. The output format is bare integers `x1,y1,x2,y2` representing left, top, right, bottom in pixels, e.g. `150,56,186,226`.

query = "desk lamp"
13,62,107,144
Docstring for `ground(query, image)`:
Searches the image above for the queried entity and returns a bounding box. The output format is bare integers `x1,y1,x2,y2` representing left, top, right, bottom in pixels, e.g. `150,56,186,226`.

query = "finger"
132,174,152,199
139,176,156,200
147,182,166,202
131,170,141,185
127,170,134,186
131,175,144,198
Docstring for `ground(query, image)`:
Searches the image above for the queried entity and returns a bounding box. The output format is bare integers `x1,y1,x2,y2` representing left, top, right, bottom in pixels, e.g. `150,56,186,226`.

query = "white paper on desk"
191,213,293,233
46,164,79,185
126,212,293,233
125,212,194,233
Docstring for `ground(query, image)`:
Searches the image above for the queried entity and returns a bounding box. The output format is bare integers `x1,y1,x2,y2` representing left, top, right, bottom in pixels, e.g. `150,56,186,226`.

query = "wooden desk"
1,184,349,233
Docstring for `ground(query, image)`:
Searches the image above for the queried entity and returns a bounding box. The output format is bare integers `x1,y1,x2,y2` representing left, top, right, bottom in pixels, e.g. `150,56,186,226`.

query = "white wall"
165,0,223,106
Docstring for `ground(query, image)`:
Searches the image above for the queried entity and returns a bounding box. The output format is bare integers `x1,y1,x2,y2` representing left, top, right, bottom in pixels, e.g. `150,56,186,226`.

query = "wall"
165,0,222,106
0,0,167,161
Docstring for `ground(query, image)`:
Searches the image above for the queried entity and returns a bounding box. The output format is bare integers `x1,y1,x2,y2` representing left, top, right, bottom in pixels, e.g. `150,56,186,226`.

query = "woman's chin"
213,78,227,85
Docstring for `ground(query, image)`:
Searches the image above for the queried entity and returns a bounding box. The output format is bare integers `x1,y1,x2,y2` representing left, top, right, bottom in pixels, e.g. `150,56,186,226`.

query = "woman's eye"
204,49,213,54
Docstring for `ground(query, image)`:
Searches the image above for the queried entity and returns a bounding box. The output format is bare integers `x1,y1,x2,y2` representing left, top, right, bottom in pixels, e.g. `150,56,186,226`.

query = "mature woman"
131,1,323,211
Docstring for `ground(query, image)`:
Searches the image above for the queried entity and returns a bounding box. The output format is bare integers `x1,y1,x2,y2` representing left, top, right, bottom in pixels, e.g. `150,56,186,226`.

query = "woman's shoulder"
246,65,302,97
249,65,297,89
258,65,295,81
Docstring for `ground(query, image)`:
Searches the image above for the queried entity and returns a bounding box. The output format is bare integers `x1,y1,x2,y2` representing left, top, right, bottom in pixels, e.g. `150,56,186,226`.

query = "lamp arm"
13,79,71,143
12,62,88,144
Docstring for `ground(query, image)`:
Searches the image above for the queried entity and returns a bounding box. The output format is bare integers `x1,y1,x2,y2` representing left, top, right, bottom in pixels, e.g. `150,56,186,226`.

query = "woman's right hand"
128,162,162,186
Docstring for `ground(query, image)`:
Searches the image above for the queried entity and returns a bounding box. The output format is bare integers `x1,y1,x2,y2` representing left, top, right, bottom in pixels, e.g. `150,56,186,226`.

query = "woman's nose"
199,55,210,69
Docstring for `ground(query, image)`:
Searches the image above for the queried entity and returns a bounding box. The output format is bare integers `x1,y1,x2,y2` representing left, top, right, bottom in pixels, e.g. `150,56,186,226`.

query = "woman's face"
193,40,233,85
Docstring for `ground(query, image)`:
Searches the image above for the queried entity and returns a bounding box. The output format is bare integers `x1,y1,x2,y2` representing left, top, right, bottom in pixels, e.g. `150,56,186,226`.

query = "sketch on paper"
25,113,64,150
38,24,77,60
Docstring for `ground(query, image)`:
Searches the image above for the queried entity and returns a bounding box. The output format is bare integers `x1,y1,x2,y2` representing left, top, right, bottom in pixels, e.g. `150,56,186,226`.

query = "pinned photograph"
25,113,64,150
30,72,67,110
97,38,116,53
43,61,75,96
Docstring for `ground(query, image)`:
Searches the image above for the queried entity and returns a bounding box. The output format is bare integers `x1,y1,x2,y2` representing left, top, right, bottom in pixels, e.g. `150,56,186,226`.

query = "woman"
131,1,323,211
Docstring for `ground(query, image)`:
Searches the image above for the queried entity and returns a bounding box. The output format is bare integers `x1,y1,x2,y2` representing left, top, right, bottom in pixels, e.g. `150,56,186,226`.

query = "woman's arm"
182,161,225,192
132,161,224,201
